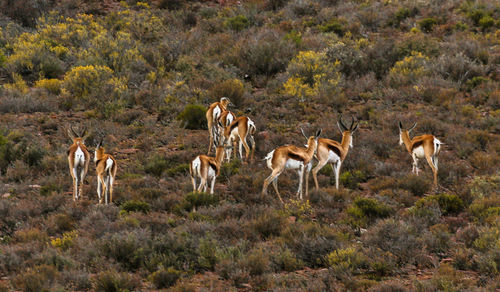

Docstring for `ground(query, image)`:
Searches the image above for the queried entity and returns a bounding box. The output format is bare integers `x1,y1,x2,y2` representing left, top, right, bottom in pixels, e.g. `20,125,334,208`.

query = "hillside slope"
0,0,499,290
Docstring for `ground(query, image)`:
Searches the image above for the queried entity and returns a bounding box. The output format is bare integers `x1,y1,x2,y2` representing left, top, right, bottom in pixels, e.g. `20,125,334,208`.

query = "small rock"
2,193,11,198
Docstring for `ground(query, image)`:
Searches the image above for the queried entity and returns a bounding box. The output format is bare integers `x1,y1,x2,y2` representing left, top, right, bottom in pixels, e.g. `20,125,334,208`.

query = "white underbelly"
285,158,303,170
413,146,425,159
327,150,340,163
207,167,216,179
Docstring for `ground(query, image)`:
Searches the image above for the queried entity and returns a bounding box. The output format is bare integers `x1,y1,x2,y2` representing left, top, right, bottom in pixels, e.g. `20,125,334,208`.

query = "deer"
220,116,256,163
399,121,443,188
206,97,232,154
94,137,118,205
190,128,229,194
67,126,90,201
312,115,359,190
262,128,322,203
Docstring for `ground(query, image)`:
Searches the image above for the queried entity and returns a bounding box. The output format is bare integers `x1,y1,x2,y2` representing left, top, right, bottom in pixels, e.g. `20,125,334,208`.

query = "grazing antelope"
190,130,228,194
262,129,322,203
206,97,232,154
94,138,118,205
220,116,256,163
67,126,90,201
312,115,359,190
399,121,442,187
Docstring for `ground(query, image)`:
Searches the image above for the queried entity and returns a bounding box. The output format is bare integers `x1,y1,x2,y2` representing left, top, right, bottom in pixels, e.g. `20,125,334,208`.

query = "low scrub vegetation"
0,0,498,290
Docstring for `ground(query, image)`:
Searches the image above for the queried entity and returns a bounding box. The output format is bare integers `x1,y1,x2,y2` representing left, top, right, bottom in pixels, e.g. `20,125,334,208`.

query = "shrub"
121,200,151,214
418,18,437,33
176,104,206,130
318,18,345,35
397,174,432,196
408,198,442,228
225,15,250,32
34,78,62,95
346,197,392,228
149,267,181,289
210,79,245,107
14,265,59,292
50,230,78,251
340,170,367,189
166,163,190,177
144,155,168,177
283,50,342,102
251,211,286,239
327,247,367,276
416,193,464,215
389,51,430,85
99,230,150,270
93,271,139,292
182,192,219,211
478,15,495,30
364,219,422,266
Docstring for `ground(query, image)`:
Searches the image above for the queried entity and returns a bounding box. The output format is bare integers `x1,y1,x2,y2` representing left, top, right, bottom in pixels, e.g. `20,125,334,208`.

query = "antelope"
220,116,256,163
312,115,359,190
399,121,442,187
67,126,90,201
206,97,232,154
262,129,322,203
94,138,118,205
190,129,228,194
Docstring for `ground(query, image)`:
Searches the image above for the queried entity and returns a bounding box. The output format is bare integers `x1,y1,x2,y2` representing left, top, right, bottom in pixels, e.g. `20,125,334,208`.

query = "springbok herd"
66,97,443,204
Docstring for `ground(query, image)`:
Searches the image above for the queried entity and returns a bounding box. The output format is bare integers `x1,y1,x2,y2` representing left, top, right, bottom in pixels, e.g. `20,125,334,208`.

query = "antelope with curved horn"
94,137,118,205
206,97,232,154
190,128,229,194
399,121,442,187
312,115,359,190
67,126,90,201
220,116,256,163
262,128,322,203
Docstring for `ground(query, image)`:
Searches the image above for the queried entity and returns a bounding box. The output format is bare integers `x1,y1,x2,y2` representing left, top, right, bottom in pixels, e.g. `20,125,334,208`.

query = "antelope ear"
315,129,322,138
398,121,403,130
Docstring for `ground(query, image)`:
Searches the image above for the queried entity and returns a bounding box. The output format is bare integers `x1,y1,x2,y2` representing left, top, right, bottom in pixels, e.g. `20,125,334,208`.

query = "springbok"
262,129,322,203
399,121,442,187
190,129,228,194
206,97,232,154
67,126,90,201
94,138,118,205
312,115,359,190
220,116,256,163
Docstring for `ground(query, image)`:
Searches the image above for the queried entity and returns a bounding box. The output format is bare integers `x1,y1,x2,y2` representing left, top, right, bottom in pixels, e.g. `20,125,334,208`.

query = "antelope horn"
408,122,417,132
338,114,348,132
300,127,308,139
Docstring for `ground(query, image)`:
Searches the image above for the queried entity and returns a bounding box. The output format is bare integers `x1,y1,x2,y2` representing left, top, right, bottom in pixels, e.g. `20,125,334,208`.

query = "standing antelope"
312,115,359,190
206,97,232,154
399,121,442,187
67,126,90,201
262,129,322,203
94,138,118,205
220,116,256,163
190,130,228,194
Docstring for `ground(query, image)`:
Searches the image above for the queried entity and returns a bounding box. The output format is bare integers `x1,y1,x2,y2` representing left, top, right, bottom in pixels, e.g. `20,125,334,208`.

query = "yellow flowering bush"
389,51,430,85
35,78,62,95
50,230,78,251
283,50,341,102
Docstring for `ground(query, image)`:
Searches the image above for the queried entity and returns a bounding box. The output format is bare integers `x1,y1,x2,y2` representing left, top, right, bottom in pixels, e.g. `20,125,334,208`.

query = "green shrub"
0,135,16,174
327,247,367,276
340,170,367,189
318,19,345,35
418,17,437,33
166,163,189,177
93,270,139,292
346,197,392,228
183,192,219,211
210,79,245,107
176,104,206,130
478,15,495,30
415,193,464,215
145,155,168,177
398,174,431,196
149,267,181,289
225,15,250,32
121,200,151,214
